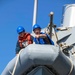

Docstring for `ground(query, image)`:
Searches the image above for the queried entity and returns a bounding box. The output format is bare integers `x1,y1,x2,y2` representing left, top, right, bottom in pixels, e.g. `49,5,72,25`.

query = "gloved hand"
22,41,28,47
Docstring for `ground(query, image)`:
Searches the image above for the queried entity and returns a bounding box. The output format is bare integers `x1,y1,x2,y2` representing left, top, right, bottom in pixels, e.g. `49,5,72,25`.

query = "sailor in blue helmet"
33,24,54,45
15,26,33,54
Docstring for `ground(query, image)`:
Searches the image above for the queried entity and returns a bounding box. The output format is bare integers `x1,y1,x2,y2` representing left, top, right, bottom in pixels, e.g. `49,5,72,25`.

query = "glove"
22,41,28,47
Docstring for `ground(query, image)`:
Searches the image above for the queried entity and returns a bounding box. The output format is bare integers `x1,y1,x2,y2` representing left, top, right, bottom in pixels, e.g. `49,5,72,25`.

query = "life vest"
18,33,33,48
34,32,54,45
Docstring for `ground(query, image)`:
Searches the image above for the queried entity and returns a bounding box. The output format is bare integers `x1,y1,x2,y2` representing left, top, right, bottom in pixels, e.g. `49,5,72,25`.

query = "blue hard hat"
17,26,25,34
33,24,41,31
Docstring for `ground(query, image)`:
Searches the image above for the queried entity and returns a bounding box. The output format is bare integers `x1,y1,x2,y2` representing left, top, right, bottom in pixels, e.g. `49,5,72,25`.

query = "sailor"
15,26,33,54
33,24,54,45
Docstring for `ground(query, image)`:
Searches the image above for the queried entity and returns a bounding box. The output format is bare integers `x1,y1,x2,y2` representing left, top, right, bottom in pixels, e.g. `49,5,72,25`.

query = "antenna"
32,0,38,32
49,12,54,38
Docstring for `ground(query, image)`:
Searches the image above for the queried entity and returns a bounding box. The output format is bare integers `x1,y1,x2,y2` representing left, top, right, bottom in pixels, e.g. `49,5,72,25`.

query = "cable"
11,49,22,75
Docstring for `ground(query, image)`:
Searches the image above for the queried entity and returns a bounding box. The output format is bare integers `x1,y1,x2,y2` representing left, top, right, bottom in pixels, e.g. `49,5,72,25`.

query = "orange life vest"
18,33,33,48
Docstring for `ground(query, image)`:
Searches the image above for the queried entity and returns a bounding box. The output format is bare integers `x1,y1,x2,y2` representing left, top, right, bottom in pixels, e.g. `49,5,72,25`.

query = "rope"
68,58,74,75
54,27,58,42
59,45,74,75
11,49,22,75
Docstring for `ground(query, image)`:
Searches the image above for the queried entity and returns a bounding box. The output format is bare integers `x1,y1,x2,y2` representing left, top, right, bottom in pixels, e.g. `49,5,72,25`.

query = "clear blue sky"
0,0,75,74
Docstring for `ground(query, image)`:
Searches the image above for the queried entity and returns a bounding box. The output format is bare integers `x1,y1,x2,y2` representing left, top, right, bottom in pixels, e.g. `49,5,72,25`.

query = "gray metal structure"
1,44,75,75
1,3,75,75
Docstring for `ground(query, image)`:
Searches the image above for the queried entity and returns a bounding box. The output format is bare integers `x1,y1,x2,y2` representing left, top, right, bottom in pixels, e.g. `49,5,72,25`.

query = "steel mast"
32,0,38,32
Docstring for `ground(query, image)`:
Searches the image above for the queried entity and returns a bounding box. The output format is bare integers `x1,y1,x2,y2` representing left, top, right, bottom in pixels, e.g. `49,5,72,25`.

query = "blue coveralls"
34,32,54,45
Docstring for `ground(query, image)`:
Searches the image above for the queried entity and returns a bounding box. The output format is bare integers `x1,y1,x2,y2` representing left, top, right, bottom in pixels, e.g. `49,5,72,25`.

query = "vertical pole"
49,12,54,39
32,0,38,26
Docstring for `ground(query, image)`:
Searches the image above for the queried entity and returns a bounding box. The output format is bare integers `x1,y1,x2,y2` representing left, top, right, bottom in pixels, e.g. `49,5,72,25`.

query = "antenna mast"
49,12,54,38
32,0,38,31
